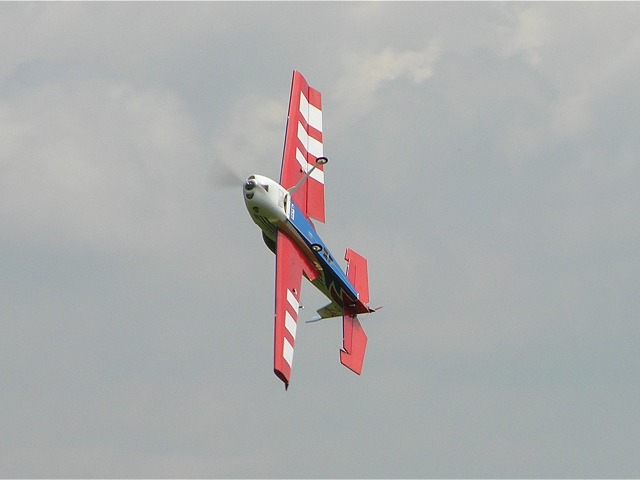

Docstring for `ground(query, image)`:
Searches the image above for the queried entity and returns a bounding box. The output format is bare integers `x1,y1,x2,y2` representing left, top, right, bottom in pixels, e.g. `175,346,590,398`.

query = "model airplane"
243,71,378,389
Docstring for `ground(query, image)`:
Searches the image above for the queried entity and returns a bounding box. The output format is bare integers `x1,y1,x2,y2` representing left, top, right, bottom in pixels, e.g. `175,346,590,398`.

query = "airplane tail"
340,312,368,375
340,248,371,375
345,248,370,307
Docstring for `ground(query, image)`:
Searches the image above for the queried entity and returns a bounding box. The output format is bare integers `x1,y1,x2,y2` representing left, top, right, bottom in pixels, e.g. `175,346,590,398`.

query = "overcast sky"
2,2,640,478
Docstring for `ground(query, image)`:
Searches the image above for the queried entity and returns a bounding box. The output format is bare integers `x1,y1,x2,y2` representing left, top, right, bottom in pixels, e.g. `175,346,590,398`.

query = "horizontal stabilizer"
340,312,367,375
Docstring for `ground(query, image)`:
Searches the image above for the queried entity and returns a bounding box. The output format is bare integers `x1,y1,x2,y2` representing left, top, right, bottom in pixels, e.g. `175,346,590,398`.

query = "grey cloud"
1,2,640,478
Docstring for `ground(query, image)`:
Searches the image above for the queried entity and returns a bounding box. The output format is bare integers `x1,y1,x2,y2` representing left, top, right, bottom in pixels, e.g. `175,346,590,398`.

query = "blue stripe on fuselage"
287,202,358,303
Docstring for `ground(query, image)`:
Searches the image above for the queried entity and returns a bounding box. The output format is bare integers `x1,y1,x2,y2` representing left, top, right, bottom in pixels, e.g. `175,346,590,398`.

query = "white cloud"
496,3,640,138
501,4,551,67
332,44,441,127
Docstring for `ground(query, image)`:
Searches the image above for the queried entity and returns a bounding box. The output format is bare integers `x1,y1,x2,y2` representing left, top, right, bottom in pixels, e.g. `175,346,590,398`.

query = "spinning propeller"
210,159,244,189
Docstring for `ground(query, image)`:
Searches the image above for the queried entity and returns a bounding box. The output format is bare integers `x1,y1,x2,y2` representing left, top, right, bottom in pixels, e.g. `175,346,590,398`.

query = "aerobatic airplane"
243,71,378,389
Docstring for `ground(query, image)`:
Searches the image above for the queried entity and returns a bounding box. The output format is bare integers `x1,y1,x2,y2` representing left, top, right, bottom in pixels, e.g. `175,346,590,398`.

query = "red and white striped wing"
279,70,325,223
273,231,319,388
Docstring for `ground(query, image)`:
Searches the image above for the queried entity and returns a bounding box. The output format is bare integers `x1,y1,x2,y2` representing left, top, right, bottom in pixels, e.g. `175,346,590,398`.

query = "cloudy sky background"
2,2,640,477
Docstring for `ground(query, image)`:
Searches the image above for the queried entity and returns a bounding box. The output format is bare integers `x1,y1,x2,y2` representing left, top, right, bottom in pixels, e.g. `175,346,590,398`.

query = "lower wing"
273,231,319,388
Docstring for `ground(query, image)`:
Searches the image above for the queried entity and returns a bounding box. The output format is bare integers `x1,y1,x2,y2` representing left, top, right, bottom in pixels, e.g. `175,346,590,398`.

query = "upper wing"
279,71,325,223
273,230,320,388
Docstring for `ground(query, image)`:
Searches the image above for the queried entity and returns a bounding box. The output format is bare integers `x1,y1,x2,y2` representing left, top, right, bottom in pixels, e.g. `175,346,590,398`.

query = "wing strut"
288,157,328,195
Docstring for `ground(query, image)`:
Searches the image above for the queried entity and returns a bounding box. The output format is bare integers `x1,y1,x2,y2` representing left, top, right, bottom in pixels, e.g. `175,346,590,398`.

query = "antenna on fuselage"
288,157,328,195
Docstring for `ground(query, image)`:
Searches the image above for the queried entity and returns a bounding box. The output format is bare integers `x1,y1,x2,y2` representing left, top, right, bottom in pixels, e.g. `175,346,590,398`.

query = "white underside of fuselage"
243,174,323,275
243,174,364,316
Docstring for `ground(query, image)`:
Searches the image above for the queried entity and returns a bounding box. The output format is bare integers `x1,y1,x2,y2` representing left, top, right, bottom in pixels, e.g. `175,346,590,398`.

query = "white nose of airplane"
243,175,288,224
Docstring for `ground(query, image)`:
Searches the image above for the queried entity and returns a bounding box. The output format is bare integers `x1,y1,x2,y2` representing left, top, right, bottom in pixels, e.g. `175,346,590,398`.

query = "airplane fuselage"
243,174,366,312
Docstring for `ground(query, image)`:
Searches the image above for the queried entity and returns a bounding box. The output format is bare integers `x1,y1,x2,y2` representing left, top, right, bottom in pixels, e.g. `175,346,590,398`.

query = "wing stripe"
285,310,297,340
297,122,324,159
283,337,294,368
299,91,323,132
286,289,299,311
